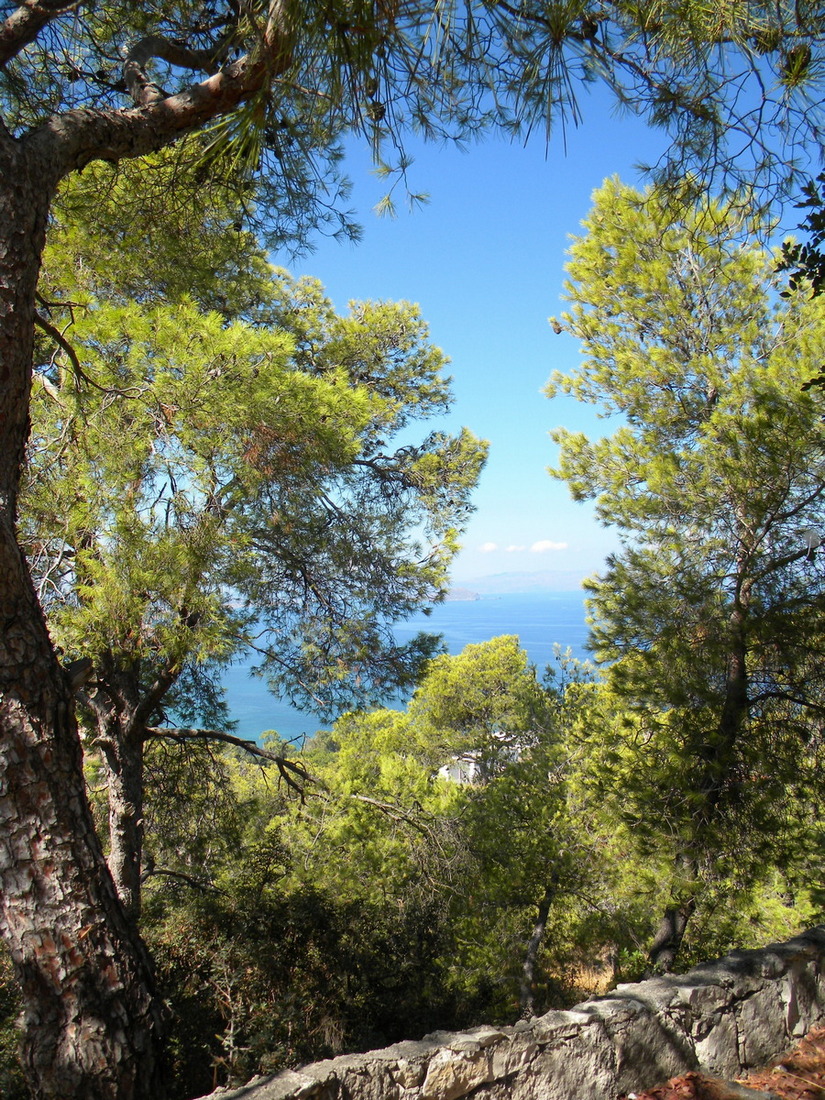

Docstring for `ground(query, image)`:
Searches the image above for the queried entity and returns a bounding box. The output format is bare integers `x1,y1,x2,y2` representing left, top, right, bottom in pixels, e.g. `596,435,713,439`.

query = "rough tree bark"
97,720,146,920
0,132,168,1100
0,8,299,1089
84,656,178,920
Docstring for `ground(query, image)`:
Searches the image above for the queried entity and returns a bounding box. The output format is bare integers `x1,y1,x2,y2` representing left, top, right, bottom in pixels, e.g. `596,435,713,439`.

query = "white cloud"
531,540,568,553
479,541,498,553
506,544,526,553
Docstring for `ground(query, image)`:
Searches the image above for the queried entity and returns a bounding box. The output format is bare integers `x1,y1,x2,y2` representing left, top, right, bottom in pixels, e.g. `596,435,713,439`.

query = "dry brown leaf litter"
618,1026,825,1100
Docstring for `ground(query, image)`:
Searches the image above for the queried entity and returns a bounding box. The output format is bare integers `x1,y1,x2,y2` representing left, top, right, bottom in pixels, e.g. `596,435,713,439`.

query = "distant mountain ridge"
453,569,592,595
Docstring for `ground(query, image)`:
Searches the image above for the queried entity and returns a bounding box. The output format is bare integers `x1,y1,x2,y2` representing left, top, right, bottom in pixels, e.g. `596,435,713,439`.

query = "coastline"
220,589,592,744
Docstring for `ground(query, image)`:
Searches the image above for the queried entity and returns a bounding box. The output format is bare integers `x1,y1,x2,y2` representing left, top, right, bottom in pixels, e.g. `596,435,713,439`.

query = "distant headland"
444,587,480,602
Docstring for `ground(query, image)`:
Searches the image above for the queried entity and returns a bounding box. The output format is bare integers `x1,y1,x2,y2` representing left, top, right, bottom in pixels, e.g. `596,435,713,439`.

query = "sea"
221,590,593,744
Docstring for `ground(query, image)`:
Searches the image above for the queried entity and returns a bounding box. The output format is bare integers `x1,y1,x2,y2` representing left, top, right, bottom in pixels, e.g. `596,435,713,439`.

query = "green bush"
145,884,471,1097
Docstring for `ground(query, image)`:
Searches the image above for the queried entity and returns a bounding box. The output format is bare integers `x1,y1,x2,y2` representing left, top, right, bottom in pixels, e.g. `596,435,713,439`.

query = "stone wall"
205,927,825,1100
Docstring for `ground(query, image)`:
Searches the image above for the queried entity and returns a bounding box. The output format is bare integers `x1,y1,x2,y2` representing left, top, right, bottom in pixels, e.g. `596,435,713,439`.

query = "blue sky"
275,92,673,587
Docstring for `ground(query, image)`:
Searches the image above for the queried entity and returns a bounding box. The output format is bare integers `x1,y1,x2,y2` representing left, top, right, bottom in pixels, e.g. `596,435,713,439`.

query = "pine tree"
549,178,825,968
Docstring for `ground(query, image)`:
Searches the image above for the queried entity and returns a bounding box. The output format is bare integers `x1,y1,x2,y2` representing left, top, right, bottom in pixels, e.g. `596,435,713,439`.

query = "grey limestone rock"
202,926,825,1100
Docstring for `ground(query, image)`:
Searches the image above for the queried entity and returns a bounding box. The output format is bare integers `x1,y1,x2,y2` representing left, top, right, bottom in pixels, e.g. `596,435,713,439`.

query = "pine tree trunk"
703,605,750,820
99,725,146,919
520,881,556,1017
88,653,182,917
0,129,167,1100
649,595,751,974
647,895,696,973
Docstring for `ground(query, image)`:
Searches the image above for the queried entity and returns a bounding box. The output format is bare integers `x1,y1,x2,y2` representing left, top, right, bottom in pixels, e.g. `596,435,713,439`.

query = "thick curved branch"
33,309,85,378
750,543,817,585
747,688,825,715
0,0,79,67
44,66,251,173
26,0,298,180
122,32,235,107
32,309,127,395
133,663,182,729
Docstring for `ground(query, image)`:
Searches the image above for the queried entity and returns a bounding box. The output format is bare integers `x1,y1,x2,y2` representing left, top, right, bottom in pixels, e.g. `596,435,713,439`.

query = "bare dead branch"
349,793,432,837
145,724,318,797
140,865,228,894
32,310,93,387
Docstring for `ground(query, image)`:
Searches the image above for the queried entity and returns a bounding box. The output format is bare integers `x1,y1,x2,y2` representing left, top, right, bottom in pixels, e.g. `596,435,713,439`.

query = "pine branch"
139,865,227,894
0,0,80,67
145,725,317,796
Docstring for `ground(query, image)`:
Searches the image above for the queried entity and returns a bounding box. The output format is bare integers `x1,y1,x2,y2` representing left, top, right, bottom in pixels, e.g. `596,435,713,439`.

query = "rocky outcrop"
203,927,825,1100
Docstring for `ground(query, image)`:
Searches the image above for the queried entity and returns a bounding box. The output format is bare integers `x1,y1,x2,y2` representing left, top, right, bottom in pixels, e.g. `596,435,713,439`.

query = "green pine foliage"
9,0,825,215
13,158,825,1092
24,208,488,721
128,634,820,1096
548,178,825,964
59,630,816,1095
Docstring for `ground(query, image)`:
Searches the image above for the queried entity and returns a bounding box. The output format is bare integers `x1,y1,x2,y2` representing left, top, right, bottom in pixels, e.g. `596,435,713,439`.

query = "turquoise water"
221,590,592,744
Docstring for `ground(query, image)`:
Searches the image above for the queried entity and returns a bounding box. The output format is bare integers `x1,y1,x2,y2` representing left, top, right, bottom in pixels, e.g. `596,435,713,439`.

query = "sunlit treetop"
23,229,489,717
4,0,825,245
